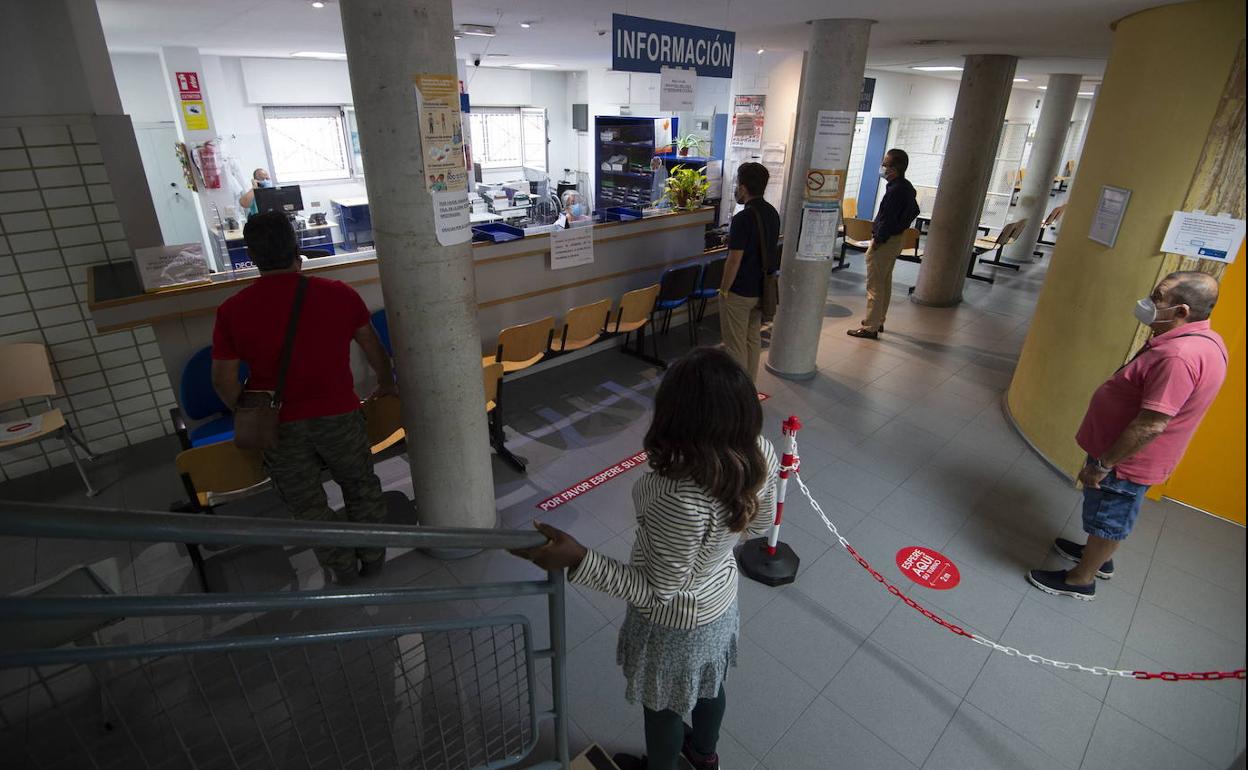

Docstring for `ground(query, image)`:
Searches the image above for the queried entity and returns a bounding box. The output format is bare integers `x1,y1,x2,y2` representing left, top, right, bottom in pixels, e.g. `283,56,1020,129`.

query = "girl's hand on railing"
509,520,587,571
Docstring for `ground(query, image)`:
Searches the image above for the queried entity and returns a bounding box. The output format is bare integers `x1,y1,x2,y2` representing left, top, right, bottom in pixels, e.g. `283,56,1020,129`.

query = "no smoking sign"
895,546,960,590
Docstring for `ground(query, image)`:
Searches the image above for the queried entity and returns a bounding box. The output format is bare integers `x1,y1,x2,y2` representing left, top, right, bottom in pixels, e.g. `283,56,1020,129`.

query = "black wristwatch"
1089,458,1113,474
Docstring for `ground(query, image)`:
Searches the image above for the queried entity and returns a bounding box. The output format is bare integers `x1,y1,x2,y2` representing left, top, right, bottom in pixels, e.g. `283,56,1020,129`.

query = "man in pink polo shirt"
1028,271,1228,601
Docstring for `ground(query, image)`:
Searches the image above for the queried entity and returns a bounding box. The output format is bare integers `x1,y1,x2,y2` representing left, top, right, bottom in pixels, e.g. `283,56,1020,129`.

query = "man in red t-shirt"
211,212,396,584
1028,271,1228,601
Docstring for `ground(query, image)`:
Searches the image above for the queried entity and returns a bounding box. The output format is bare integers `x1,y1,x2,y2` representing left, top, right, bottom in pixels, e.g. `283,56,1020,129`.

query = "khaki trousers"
863,236,905,331
719,291,762,381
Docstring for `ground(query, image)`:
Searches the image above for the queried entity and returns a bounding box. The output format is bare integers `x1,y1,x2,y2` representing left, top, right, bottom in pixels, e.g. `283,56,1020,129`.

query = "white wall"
109,52,172,125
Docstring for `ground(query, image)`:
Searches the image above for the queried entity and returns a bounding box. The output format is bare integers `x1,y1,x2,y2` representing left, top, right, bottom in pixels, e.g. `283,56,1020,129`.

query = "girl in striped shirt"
513,348,779,770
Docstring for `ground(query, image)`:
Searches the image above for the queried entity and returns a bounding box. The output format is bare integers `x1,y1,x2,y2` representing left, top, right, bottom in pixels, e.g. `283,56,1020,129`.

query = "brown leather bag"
751,207,780,323
232,275,308,451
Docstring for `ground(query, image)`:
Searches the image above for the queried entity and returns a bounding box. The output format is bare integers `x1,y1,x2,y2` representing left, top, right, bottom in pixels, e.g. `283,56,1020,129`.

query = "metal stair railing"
0,501,570,770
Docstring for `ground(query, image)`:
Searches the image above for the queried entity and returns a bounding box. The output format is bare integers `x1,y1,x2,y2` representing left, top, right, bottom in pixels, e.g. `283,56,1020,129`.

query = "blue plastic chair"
692,257,727,322
652,264,703,347
171,346,248,450
371,309,392,357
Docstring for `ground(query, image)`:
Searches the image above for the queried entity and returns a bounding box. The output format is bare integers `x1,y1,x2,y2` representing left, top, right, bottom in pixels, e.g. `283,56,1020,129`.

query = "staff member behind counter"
238,168,273,217
556,190,592,228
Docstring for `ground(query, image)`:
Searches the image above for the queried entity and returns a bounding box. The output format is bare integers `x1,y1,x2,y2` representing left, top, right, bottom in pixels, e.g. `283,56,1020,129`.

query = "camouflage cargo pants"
263,409,385,574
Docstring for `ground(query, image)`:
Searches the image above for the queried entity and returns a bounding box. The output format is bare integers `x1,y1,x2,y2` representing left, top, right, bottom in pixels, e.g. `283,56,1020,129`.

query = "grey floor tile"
825,643,962,765
872,487,972,549
742,585,866,692
1152,519,1246,595
1123,601,1244,701
1143,553,1247,646
780,494,870,549
922,702,1068,770
761,695,916,770
902,555,1025,640
1081,705,1216,770
1108,648,1242,769
805,458,900,518
558,622,639,746
1000,596,1124,701
965,653,1104,769
491,586,609,653
870,601,992,697
943,515,1050,593
1161,504,1246,555
720,635,820,760
791,537,900,637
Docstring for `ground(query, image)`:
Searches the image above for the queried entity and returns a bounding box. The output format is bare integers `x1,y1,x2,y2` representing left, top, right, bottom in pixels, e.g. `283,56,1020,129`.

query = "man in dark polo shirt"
848,148,919,340
211,212,397,585
719,162,780,381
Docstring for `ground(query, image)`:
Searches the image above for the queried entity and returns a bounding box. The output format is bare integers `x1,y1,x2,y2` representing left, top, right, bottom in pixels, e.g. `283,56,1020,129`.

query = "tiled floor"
2,242,1245,770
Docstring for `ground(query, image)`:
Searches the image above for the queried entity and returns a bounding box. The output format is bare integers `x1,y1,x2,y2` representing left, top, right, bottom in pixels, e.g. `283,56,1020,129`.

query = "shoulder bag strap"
273,275,309,406
1120,332,1228,373
749,206,769,278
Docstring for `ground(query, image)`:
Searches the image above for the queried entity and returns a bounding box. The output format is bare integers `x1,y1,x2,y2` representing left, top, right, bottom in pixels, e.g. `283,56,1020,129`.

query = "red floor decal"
758,392,770,401
537,451,649,511
896,546,960,590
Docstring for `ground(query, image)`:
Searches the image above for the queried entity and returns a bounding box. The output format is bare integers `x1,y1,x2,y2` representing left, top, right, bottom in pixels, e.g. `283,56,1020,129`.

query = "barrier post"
739,415,802,586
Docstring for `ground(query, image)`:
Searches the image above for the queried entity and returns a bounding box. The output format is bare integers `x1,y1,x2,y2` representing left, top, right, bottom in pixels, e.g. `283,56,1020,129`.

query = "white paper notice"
1,414,43,442
796,203,841,261
134,242,210,292
432,190,471,246
806,110,854,201
1088,185,1131,247
550,225,595,270
1160,211,1245,263
659,67,696,112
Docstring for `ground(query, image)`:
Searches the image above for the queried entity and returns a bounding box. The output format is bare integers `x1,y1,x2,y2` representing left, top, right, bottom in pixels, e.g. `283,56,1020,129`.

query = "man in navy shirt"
848,149,919,340
719,162,780,381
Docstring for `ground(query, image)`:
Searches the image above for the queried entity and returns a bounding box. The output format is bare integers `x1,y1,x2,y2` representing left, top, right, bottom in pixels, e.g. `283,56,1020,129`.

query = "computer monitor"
254,185,304,215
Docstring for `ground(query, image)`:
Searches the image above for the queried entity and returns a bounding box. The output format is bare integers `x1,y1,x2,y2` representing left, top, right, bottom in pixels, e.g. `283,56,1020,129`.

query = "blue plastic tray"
472,222,525,243
602,207,643,222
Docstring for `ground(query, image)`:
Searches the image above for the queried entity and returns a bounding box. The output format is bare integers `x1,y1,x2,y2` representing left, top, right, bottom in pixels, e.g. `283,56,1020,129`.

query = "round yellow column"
1006,0,1245,484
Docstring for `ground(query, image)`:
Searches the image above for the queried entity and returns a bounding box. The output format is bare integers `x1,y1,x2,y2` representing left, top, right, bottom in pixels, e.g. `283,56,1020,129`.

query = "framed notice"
1088,185,1131,247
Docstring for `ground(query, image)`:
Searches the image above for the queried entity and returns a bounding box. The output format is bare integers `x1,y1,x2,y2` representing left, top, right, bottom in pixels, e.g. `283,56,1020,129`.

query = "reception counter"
89,207,715,401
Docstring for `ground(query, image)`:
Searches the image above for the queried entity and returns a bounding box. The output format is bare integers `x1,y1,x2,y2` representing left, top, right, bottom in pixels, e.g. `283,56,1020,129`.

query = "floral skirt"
615,602,739,718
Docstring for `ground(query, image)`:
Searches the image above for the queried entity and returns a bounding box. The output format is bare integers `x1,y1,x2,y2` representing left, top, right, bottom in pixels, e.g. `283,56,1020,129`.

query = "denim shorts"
1081,467,1149,541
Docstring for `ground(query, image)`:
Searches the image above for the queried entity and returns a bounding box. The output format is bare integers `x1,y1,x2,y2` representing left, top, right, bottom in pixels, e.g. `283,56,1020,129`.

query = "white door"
133,123,203,246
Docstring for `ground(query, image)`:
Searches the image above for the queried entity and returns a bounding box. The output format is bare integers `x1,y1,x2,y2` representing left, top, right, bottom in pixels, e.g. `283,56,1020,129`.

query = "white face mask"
879,166,889,179
1134,297,1181,326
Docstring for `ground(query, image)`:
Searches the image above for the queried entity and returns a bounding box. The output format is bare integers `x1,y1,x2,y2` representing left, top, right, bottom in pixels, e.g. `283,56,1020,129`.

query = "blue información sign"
612,14,736,79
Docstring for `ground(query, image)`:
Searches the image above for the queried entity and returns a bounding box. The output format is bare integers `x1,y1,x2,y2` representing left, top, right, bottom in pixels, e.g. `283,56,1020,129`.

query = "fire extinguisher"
196,141,222,190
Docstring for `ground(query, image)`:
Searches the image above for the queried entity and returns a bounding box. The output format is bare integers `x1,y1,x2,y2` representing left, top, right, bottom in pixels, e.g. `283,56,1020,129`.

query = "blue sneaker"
1053,538,1114,579
1027,569,1096,601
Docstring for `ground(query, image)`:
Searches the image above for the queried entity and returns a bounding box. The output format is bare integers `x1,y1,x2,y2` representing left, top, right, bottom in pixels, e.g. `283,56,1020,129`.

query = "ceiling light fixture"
1037,86,1047,90
453,34,463,40
1013,78,1029,83
512,63,558,69
291,51,347,60
1078,91,1094,96
911,66,963,72
757,48,765,55
310,0,325,7
520,21,532,29
460,24,496,37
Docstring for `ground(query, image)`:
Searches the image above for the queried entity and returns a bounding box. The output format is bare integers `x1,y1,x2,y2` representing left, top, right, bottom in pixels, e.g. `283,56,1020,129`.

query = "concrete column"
1003,74,1081,262
340,0,497,531
913,54,1018,306
765,18,874,380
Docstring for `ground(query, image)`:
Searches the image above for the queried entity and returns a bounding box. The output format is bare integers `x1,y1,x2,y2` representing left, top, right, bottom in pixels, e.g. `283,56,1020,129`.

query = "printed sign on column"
796,201,841,261
181,101,209,131
895,546,961,590
414,74,471,246
804,110,854,201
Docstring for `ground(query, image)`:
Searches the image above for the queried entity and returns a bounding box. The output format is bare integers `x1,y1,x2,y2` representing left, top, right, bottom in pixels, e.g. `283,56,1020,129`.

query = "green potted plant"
658,165,710,211
674,134,705,157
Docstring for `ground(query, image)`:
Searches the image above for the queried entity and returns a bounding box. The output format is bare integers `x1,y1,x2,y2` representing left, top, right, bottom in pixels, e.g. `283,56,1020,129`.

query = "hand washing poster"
414,74,470,246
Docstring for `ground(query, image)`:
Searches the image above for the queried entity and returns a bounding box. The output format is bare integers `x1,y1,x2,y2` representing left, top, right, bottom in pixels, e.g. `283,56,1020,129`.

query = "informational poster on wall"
1160,211,1245,263
796,201,841,261
731,95,765,148
659,67,696,112
173,71,209,132
1088,185,1131,247
414,74,471,246
550,225,595,270
805,110,854,201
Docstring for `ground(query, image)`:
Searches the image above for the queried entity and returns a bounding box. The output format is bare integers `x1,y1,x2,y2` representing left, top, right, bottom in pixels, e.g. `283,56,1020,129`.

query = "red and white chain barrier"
780,428,1246,683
